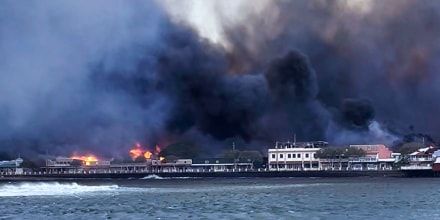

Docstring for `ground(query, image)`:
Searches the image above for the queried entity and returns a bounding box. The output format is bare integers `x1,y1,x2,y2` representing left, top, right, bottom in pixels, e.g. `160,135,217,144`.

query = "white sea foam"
0,182,119,197
140,174,200,180
140,174,165,179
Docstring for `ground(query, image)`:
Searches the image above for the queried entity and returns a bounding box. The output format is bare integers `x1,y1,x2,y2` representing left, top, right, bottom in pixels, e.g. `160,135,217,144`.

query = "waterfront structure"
399,146,440,177
42,156,252,174
0,157,24,175
44,157,160,174
45,157,74,167
401,146,437,171
319,157,349,171
268,142,398,171
44,157,113,174
191,158,254,172
268,141,327,171
2,141,422,177
348,145,396,170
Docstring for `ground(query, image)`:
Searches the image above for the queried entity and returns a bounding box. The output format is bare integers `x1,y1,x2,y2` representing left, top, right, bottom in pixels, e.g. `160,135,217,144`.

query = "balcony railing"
408,157,433,162
400,164,432,170
349,157,377,163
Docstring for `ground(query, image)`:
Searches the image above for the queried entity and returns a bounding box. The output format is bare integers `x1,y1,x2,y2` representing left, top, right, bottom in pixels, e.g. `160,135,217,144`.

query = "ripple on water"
0,178,439,219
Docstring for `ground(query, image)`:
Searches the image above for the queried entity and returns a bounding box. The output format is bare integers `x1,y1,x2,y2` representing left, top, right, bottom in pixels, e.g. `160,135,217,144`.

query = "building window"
293,154,296,158
305,153,309,158
271,154,275,159
297,154,301,158
280,154,284,158
288,154,291,158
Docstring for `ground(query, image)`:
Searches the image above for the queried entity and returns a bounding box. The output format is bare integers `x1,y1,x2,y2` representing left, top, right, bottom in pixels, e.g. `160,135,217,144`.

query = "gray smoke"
0,1,168,157
0,0,438,158
216,0,439,144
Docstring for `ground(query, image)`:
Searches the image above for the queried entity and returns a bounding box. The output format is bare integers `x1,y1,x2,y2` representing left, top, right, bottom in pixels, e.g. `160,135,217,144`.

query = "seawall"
0,170,404,181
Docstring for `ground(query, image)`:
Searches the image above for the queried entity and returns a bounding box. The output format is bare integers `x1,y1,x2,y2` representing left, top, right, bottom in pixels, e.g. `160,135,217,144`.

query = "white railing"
409,157,433,162
349,157,377,163
400,165,432,170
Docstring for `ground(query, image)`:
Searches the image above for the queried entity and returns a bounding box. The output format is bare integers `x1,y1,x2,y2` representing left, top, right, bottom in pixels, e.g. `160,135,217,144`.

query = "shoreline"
0,170,405,182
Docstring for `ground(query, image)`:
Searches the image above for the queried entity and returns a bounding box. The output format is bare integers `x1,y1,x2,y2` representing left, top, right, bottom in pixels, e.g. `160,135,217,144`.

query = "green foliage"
345,147,366,158
158,142,202,159
163,155,179,163
316,146,365,159
133,157,146,163
238,151,263,163
20,157,45,168
222,150,263,167
71,159,83,167
398,142,424,155
222,150,241,160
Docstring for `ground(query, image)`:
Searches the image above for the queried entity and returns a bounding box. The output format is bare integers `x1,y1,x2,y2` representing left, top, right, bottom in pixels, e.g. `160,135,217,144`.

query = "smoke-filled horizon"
0,0,438,158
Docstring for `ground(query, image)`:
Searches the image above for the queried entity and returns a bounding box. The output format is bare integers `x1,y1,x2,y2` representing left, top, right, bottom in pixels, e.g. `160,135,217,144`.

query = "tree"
316,146,365,159
20,157,46,168
134,157,146,163
345,147,366,158
316,147,341,159
222,150,263,168
238,151,263,164
239,151,263,168
398,142,424,155
71,159,83,167
222,150,241,161
158,142,203,159
163,155,179,163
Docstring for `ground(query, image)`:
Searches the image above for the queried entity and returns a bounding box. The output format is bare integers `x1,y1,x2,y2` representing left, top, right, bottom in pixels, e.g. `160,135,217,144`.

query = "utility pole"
232,142,237,171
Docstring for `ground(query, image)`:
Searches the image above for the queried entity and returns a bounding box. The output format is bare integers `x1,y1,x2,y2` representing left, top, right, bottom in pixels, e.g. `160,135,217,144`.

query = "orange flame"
129,142,144,160
155,145,161,154
144,151,153,159
129,142,159,160
156,145,164,161
129,142,165,160
71,155,98,166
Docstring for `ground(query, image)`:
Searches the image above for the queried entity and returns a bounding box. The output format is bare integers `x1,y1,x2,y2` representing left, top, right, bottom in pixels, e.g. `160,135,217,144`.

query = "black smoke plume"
0,0,438,158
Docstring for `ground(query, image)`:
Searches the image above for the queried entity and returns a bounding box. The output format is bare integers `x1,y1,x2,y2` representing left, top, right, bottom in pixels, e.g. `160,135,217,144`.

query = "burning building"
1,1,440,159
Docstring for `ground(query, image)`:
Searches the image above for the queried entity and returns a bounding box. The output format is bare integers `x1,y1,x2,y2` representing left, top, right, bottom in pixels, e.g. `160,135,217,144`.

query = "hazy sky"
1,0,439,157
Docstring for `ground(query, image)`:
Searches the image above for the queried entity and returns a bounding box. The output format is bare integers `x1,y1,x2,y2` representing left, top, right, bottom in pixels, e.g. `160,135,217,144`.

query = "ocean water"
0,177,439,220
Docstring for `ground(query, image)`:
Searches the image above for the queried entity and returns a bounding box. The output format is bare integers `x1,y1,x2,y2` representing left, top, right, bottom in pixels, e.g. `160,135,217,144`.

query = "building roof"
409,146,437,156
274,141,328,149
350,144,393,159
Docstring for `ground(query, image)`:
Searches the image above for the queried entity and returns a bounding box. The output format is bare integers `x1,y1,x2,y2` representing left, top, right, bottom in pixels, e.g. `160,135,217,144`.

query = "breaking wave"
140,174,165,179
0,182,119,197
140,175,201,180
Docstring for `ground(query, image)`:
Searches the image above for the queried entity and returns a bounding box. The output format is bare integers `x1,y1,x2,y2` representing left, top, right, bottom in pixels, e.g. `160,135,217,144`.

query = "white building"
46,157,74,167
0,157,24,175
268,141,327,171
348,144,396,170
401,146,436,170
